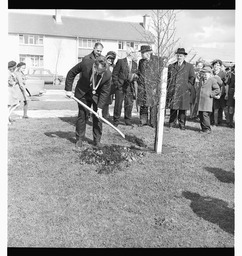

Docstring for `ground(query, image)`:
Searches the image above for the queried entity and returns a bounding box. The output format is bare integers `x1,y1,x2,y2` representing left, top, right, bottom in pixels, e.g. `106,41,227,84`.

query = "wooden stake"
155,67,168,154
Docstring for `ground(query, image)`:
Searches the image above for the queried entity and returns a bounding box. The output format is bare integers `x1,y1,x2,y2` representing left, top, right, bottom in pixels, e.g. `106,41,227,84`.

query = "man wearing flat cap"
166,48,196,130
197,66,221,133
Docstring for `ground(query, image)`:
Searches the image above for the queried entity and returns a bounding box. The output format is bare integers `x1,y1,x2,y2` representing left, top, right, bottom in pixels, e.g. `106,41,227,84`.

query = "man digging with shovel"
65,56,124,149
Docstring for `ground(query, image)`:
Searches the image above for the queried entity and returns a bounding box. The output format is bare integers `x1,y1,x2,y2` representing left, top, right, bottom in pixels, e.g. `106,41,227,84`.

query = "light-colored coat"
198,77,220,112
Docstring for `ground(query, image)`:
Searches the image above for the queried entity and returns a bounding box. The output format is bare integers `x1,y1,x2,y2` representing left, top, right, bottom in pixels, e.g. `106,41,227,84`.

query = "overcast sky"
8,9,235,62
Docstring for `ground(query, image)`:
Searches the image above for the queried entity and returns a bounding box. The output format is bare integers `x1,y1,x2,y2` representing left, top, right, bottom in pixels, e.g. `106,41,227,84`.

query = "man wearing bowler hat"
166,48,196,130
137,45,158,127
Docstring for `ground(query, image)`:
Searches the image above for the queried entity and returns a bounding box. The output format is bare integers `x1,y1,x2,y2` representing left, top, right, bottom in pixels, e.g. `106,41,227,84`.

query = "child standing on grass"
198,66,221,133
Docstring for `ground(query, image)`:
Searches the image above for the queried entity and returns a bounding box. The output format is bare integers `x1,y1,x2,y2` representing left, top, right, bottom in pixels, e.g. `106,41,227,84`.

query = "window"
118,41,124,50
20,55,43,67
19,34,43,45
19,35,24,44
126,41,138,50
79,38,101,49
134,43,139,51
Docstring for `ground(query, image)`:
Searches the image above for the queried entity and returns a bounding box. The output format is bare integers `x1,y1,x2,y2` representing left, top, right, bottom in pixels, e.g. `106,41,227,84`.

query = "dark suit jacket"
82,51,100,61
112,57,138,91
65,58,112,109
167,61,196,110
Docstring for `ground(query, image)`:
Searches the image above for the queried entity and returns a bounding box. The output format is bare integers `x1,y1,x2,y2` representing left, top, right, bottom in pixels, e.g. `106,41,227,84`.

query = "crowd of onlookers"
190,59,235,129
8,43,235,148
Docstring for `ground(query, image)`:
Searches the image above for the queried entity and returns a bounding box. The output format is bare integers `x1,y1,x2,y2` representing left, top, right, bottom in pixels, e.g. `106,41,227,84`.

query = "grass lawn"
8,100,235,248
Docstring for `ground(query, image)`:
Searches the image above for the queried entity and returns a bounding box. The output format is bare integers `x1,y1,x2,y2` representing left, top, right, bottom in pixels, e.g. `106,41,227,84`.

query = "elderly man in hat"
166,48,196,130
197,66,221,133
136,45,158,127
112,47,138,127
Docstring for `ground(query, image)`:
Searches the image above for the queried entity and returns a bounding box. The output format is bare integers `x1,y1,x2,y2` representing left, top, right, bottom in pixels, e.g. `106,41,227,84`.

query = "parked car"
26,68,65,85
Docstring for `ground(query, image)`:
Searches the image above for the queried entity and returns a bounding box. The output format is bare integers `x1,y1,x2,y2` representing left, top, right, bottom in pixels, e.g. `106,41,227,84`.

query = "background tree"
135,10,181,153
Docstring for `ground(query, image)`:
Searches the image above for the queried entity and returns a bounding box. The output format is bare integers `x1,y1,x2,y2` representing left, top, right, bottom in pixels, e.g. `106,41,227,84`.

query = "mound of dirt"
78,144,146,174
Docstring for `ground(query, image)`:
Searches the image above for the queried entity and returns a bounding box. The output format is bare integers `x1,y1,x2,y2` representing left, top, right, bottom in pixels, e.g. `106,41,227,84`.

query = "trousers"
169,109,186,128
113,86,134,124
76,95,102,143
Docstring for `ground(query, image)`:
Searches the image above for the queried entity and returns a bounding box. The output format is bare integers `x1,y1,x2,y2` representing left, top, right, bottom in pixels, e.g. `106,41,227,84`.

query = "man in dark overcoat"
65,56,112,148
137,45,162,127
112,47,138,127
166,48,196,130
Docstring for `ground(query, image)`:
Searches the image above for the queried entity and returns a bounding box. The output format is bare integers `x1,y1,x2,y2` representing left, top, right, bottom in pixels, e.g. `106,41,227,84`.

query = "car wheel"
53,78,60,85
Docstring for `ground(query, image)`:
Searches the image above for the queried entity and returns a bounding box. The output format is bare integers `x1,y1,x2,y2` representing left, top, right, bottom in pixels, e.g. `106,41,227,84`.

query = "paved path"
13,90,139,119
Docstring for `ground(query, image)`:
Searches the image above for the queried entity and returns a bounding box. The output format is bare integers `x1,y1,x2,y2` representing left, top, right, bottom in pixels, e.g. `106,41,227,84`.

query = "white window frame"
19,34,44,45
118,41,124,50
79,38,101,49
19,54,44,67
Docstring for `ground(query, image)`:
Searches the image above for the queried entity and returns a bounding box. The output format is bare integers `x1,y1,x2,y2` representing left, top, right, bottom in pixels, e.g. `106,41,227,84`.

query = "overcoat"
167,61,196,110
137,56,162,107
65,58,112,109
198,77,220,112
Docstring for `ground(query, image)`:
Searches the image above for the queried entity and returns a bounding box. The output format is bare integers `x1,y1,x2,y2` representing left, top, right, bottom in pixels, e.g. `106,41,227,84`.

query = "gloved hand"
65,91,73,98
96,108,102,118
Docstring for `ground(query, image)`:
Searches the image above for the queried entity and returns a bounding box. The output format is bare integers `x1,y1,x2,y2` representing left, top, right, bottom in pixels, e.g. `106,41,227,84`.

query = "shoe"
168,123,176,128
22,115,29,119
138,123,147,127
93,141,104,148
113,120,119,127
179,124,186,130
202,129,211,134
125,121,133,126
75,140,83,149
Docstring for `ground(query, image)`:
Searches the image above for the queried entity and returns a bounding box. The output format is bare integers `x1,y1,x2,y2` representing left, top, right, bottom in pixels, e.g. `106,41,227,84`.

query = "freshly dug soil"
78,144,147,174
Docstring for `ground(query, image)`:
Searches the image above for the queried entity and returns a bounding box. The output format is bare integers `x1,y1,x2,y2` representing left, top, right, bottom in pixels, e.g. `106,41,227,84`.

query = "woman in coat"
8,61,20,123
198,66,220,133
15,62,30,118
166,48,196,130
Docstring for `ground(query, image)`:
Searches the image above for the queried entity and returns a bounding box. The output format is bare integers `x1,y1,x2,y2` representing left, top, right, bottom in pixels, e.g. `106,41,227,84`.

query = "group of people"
65,42,164,149
64,43,235,148
8,42,235,147
166,48,235,133
8,61,30,124
189,58,235,130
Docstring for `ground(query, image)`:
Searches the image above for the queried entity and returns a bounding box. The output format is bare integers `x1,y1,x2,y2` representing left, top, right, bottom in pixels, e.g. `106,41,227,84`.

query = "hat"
17,62,26,68
175,48,188,55
211,59,222,66
8,61,17,69
139,45,153,53
201,66,213,73
106,51,116,60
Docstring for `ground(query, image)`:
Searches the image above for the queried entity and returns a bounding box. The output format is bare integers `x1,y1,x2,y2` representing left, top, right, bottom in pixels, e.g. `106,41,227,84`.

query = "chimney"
143,14,151,30
54,9,62,24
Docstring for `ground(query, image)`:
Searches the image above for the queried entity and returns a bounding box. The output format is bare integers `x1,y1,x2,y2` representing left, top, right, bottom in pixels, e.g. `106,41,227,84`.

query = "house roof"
8,13,154,43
